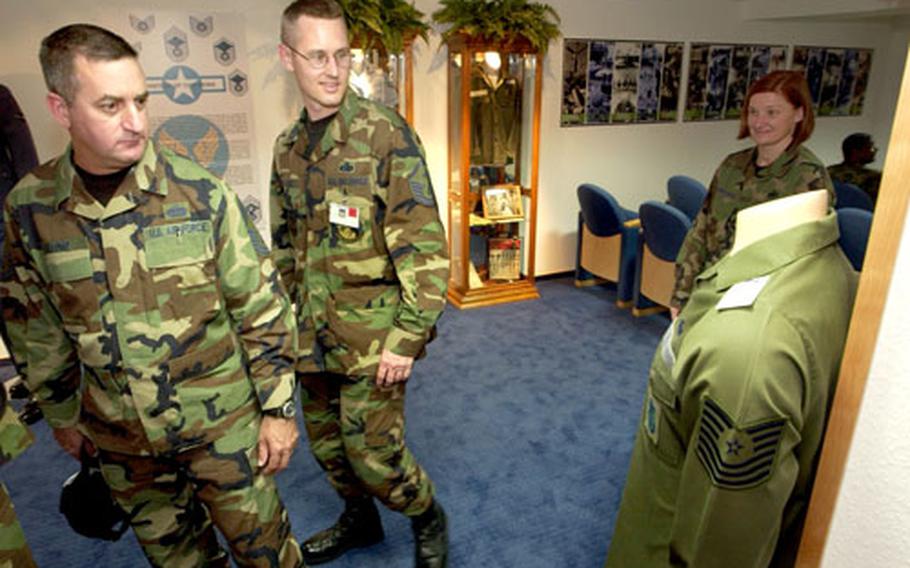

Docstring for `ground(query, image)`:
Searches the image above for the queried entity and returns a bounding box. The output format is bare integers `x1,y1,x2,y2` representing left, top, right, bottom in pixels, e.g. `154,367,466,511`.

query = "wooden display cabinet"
445,34,542,308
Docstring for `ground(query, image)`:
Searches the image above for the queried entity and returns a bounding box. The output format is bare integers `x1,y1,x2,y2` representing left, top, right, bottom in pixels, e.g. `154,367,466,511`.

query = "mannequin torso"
730,189,828,255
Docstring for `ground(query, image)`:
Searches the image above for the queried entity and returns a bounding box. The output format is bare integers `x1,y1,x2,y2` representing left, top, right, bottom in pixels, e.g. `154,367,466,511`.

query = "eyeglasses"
283,42,352,70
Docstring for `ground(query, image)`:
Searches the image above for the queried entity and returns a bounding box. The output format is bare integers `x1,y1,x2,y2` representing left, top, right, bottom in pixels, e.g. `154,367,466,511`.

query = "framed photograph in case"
482,185,523,221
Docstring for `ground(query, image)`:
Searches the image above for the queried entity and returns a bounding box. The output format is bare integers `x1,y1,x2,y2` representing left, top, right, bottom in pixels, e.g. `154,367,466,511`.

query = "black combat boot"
411,500,448,568
301,497,385,565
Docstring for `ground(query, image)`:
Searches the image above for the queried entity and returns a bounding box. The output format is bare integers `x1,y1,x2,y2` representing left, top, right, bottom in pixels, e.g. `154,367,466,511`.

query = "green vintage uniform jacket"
672,145,833,308
270,92,448,377
0,142,296,456
606,212,856,568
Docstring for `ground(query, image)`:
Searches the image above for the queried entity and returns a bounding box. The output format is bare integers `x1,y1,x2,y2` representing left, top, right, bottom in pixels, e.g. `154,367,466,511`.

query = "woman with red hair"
670,70,833,311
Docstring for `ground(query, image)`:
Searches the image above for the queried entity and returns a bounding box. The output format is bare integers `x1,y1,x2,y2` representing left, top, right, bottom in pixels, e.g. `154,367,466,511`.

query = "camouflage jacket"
0,397,32,467
827,162,881,206
671,144,833,308
0,142,296,456
270,92,448,377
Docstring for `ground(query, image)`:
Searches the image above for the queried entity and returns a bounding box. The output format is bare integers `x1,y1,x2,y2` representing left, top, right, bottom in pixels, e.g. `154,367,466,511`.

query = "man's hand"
376,349,414,387
257,416,299,475
52,427,94,460
670,306,680,320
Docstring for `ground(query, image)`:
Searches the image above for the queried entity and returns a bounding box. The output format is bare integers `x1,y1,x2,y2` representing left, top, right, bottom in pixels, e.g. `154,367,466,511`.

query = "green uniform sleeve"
0,200,81,427
215,184,296,411
380,126,449,358
269,154,298,298
671,171,717,309
0,401,33,466
669,317,807,566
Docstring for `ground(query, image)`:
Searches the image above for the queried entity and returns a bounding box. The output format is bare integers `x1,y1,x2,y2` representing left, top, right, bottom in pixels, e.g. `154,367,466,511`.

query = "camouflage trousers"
0,482,35,568
98,415,303,568
300,372,434,516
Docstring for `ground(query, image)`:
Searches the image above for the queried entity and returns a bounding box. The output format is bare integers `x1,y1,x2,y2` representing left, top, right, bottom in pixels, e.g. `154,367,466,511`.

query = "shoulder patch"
239,198,269,257
696,397,786,490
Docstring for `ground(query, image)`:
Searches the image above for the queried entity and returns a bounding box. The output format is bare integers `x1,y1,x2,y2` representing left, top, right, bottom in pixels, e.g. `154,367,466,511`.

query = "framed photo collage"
561,39,873,127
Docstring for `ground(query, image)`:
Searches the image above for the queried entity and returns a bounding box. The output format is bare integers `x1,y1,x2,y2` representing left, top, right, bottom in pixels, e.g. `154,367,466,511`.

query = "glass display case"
349,40,414,123
446,34,542,308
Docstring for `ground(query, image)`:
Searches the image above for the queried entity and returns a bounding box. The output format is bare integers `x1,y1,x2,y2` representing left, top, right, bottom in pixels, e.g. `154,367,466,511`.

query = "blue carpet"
1,276,667,567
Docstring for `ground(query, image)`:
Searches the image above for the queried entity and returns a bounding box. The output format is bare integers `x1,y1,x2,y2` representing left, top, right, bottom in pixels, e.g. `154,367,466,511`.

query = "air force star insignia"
696,397,786,490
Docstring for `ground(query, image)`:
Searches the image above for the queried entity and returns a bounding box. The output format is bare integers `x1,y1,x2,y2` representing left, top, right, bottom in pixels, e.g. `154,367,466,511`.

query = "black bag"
59,453,130,541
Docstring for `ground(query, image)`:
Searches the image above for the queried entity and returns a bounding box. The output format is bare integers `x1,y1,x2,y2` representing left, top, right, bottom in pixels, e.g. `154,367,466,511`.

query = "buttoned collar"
698,212,840,291
746,144,802,180
53,141,166,220
294,91,359,160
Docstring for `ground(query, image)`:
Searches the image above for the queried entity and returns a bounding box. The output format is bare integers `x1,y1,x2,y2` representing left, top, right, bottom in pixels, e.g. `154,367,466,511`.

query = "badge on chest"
329,202,360,241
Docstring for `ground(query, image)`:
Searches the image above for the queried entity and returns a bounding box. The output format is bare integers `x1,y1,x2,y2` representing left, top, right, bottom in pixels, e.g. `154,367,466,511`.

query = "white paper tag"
329,202,360,229
716,275,770,311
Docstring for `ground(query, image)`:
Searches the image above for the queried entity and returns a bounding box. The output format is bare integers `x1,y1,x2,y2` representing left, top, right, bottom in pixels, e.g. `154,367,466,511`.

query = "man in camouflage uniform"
0,384,36,568
270,2,449,566
827,132,882,207
0,24,303,567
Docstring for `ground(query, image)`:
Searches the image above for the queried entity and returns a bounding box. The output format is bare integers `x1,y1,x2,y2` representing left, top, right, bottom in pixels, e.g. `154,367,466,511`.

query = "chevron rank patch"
696,397,786,490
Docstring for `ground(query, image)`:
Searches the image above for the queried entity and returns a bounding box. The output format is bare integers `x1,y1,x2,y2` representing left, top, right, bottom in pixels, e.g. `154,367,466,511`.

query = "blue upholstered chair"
667,175,708,221
575,183,640,307
632,200,692,316
837,207,873,271
833,180,874,212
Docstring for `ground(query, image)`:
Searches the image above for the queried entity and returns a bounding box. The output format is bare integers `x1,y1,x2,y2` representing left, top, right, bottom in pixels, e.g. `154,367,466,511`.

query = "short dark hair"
281,0,346,45
40,24,137,104
842,132,873,157
738,70,815,147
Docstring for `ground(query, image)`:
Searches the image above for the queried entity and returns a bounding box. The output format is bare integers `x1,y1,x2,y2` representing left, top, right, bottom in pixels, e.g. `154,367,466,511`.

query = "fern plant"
339,0,430,54
431,0,561,53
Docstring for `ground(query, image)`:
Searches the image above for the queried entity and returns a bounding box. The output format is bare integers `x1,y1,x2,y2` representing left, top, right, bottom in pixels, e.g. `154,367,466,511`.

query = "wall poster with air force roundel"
561,38,684,126
684,43,788,122
115,12,265,233
791,46,873,117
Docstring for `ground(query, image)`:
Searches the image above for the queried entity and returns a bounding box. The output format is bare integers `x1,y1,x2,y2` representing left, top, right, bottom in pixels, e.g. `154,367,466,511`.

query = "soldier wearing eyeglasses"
827,132,882,207
271,1,449,567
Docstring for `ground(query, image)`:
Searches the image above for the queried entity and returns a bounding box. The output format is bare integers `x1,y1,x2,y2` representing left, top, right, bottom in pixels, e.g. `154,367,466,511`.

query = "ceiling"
736,0,910,26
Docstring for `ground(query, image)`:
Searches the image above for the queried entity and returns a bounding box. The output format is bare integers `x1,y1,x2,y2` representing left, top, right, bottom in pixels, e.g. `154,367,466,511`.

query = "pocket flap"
144,220,214,268
45,249,92,282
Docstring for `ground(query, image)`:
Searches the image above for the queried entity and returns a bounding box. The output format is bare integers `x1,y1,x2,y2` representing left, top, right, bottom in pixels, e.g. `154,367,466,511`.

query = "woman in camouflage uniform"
671,71,833,311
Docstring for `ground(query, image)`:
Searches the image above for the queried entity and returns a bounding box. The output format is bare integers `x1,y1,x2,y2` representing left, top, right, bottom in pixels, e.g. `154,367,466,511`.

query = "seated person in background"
605,190,857,568
827,132,882,207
